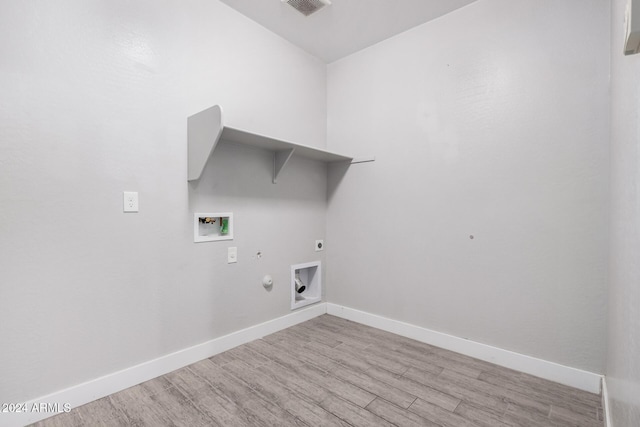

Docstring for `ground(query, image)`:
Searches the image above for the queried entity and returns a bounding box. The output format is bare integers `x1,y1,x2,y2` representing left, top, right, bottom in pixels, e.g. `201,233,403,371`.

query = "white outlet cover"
123,191,138,213
315,240,324,251
228,247,237,264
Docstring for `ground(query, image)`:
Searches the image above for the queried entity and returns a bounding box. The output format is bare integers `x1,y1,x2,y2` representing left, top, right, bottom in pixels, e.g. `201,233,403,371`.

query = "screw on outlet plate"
315,240,324,251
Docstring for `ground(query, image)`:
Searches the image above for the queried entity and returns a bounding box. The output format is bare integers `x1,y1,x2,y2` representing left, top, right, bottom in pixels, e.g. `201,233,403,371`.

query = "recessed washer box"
194,212,233,243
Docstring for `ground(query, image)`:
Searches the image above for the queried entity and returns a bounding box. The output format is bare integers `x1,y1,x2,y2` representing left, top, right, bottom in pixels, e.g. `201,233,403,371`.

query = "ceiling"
219,0,478,63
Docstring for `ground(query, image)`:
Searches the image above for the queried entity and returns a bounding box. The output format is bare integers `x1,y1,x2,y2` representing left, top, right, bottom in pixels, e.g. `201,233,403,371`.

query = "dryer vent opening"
282,0,331,16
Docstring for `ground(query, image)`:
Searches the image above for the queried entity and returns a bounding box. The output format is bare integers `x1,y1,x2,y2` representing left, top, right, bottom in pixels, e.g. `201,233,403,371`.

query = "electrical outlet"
228,247,237,264
123,191,138,213
315,240,324,251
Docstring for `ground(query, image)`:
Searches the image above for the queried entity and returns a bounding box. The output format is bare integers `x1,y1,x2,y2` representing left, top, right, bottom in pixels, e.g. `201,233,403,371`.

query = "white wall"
0,0,618,413
607,0,640,424
326,0,609,373
0,0,327,403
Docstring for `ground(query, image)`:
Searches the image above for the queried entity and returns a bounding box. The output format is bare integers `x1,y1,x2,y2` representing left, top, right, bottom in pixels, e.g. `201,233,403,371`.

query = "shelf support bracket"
273,148,295,184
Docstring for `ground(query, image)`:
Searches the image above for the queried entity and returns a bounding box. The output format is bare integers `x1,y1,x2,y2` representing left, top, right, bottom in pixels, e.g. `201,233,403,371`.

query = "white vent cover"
282,0,331,16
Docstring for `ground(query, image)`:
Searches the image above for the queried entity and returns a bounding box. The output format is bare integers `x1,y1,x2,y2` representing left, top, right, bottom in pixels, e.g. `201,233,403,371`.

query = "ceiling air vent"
282,0,331,16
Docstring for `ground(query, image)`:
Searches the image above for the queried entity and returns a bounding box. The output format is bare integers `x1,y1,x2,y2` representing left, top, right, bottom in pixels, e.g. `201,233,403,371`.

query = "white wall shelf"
291,261,321,310
188,105,354,183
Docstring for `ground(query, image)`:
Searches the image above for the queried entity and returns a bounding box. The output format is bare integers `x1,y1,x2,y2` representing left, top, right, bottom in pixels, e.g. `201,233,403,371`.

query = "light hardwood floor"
31,314,604,426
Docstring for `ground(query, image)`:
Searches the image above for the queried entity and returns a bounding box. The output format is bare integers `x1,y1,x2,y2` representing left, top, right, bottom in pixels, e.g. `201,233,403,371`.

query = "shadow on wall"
188,140,330,204
327,161,350,202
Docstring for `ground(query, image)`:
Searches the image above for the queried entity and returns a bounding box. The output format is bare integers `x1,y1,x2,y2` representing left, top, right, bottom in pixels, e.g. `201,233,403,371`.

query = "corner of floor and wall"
1,0,639,426
0,301,609,427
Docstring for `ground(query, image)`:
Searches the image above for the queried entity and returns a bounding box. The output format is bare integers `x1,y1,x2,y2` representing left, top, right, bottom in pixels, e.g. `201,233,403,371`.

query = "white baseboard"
1,303,327,427
4,301,604,427
326,303,603,394
602,376,613,427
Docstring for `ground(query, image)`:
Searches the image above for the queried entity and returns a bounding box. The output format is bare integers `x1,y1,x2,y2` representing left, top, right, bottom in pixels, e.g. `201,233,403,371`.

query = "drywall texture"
607,0,640,424
0,0,327,404
326,0,609,373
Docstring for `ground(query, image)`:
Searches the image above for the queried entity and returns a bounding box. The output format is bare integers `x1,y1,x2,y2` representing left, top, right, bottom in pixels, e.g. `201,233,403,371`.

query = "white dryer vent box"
625,0,640,55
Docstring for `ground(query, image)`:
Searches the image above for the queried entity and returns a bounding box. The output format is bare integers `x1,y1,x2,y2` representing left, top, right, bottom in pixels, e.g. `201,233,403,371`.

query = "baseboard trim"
2,303,327,427
4,302,604,427
326,303,602,394
602,376,613,427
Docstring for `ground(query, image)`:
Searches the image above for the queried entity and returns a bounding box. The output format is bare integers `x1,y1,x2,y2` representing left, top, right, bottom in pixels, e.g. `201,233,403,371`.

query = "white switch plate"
123,191,138,212
315,240,324,251
228,247,237,263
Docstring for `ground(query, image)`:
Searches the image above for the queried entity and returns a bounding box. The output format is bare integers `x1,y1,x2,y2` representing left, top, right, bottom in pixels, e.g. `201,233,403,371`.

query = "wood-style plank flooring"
31,314,604,426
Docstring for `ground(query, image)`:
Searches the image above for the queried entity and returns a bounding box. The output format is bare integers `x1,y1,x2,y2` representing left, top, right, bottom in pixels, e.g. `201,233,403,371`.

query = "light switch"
228,247,237,264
